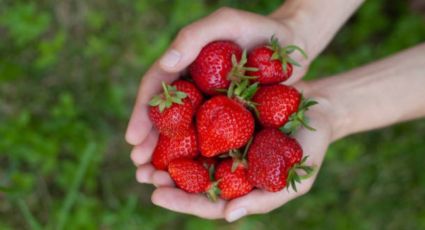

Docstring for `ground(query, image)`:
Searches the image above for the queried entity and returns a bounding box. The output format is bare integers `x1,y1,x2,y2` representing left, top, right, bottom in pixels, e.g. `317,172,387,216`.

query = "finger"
125,62,178,145
130,129,159,166
285,65,308,85
136,164,174,187
151,187,226,219
276,29,309,85
151,171,174,187
158,8,246,72
135,164,156,184
158,7,286,73
225,181,312,222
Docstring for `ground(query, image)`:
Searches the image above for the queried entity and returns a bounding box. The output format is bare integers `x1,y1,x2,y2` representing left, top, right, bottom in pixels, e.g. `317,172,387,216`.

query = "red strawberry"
152,125,198,170
247,129,313,192
168,159,211,193
247,129,288,192
247,36,307,84
247,48,292,84
196,95,255,157
149,82,193,137
214,158,253,200
172,80,204,112
189,41,242,95
253,85,299,127
252,84,317,134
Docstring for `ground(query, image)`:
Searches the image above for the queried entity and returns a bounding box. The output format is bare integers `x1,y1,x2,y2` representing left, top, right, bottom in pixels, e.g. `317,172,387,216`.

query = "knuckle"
130,151,139,165
177,25,194,41
150,190,159,204
215,7,238,18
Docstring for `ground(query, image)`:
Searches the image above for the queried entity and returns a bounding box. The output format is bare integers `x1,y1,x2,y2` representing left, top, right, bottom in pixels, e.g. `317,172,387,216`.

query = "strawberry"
196,95,255,157
152,125,198,170
149,82,193,137
189,41,242,95
168,159,211,193
247,129,313,192
214,158,253,200
247,36,307,84
252,84,317,134
172,80,204,112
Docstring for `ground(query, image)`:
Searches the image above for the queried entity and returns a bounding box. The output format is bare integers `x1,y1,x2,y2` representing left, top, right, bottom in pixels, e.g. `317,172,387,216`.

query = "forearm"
312,43,425,141
270,0,364,60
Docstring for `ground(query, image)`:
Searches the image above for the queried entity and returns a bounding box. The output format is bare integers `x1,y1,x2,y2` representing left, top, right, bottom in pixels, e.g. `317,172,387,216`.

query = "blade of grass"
16,199,43,230
55,143,97,230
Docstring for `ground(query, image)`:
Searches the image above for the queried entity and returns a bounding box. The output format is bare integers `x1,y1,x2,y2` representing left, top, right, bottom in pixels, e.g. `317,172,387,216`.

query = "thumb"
157,8,245,73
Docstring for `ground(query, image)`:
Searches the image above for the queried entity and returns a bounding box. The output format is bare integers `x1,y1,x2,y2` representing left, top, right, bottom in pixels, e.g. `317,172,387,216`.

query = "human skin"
126,0,364,179
124,0,370,222
125,0,364,146
147,43,425,222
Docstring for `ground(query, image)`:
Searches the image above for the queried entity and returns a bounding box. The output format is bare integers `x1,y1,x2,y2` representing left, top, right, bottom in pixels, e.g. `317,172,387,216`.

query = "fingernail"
227,208,247,222
160,49,181,68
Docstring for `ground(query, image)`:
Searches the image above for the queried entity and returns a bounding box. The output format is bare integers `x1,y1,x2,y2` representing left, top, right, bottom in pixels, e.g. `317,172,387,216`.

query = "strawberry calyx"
228,150,247,173
206,181,221,202
204,164,220,202
225,50,260,114
207,163,215,181
286,156,315,192
280,94,318,135
232,81,260,116
227,50,258,98
267,35,308,73
228,50,258,83
149,81,187,112
228,136,252,172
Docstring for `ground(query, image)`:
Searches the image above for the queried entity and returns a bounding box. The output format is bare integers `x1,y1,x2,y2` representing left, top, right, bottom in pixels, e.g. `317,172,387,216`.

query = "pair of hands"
125,7,334,222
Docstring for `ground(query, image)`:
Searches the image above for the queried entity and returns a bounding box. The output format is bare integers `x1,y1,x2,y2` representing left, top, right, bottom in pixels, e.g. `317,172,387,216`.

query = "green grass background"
1,0,425,229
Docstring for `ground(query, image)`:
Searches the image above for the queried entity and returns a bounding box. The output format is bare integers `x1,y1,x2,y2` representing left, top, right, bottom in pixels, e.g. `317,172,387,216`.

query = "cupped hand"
126,7,309,148
126,7,320,221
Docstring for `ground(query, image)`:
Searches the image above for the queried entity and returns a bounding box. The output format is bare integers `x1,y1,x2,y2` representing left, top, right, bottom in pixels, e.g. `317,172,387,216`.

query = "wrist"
310,44,425,141
314,96,351,142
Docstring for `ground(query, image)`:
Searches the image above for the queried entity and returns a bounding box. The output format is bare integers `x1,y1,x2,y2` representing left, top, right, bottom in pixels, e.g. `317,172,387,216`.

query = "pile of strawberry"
148,36,317,201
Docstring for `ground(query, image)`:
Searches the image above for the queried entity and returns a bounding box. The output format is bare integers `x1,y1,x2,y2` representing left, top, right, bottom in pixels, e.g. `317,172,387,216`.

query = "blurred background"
1,0,425,229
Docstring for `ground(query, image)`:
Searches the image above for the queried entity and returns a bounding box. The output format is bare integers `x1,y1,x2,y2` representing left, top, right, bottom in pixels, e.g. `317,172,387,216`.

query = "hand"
136,81,335,222
125,7,310,147
126,7,311,189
